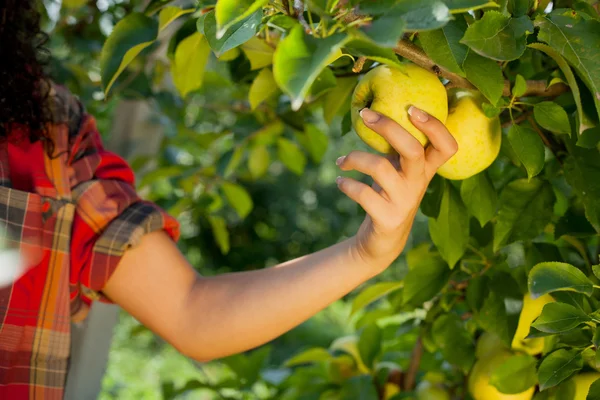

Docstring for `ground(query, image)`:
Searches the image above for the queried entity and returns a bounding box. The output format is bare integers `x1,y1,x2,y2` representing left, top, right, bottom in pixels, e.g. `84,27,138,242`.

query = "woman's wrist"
346,235,391,279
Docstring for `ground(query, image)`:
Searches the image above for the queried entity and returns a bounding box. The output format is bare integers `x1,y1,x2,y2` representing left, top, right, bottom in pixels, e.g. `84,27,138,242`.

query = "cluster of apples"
350,64,502,180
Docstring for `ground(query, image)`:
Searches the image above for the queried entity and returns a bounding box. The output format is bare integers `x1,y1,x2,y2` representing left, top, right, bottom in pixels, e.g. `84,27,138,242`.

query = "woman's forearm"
181,235,380,361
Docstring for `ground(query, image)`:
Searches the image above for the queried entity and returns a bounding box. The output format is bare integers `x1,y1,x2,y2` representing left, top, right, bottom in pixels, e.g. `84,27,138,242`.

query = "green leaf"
489,354,538,394
214,0,268,35
482,102,504,118
251,121,285,146
100,13,158,95
277,138,307,175
158,6,194,32
537,348,583,391
444,0,499,13
358,14,406,48
594,265,600,281
513,74,527,98
533,101,572,135
555,208,597,238
461,12,533,61
535,11,600,121
358,324,382,369
202,10,261,57
463,50,504,105
588,378,600,400
249,68,279,110
529,43,588,135
273,25,348,110
284,347,332,367
221,182,253,219
493,178,555,251
528,262,594,298
432,313,475,373
248,145,270,179
532,302,591,334
307,68,337,102
429,183,470,268
218,146,246,178
304,124,328,164
476,290,513,346
403,252,450,305
507,123,545,179
419,18,469,76
208,215,230,254
338,375,379,400
344,39,403,68
460,172,498,227
350,281,404,316
172,32,211,98
392,0,451,31
577,126,600,148
563,143,600,232
240,37,275,70
507,0,533,16
145,0,177,15
323,76,357,124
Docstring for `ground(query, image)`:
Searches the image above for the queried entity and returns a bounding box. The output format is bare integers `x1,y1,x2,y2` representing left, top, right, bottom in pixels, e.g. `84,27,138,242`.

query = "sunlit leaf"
249,68,279,110
273,25,349,110
277,138,307,175
172,32,211,98
208,215,230,254
202,10,262,57
100,13,158,95
215,0,268,36
158,6,194,32
241,37,275,70
222,182,253,219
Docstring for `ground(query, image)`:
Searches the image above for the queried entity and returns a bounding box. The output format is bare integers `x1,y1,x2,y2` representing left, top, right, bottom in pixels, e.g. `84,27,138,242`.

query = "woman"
0,1,458,398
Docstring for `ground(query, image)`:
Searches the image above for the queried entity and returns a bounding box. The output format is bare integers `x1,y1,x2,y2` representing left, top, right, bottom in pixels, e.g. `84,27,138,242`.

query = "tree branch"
403,338,423,391
393,40,474,89
293,0,312,33
393,39,570,98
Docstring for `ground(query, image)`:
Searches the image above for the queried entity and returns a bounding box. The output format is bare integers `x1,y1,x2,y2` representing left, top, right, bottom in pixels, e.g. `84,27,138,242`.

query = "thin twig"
393,40,570,98
393,40,474,89
403,338,423,391
293,0,312,33
501,110,532,128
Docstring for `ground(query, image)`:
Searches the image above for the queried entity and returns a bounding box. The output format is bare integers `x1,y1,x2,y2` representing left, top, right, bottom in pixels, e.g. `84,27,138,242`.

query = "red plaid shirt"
0,83,180,399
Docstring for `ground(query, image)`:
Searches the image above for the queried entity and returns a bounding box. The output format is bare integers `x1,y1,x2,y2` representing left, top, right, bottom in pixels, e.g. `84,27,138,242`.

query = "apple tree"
51,0,600,399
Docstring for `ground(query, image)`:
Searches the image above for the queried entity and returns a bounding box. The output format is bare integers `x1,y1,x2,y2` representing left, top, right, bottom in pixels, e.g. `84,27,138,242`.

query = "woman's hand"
337,106,458,274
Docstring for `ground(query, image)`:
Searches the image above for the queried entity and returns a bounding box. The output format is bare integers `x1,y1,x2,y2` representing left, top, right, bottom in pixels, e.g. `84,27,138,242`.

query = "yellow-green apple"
350,63,448,154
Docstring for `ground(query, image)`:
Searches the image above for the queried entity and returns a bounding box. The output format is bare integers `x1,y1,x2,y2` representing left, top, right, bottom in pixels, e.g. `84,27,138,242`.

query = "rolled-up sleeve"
68,111,180,304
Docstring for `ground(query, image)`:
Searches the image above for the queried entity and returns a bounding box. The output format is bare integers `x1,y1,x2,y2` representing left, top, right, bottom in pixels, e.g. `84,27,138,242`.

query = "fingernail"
359,108,381,123
408,105,429,122
336,176,343,185
336,156,346,166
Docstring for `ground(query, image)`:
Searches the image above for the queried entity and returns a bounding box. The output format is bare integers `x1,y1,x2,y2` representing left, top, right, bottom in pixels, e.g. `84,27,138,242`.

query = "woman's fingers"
337,151,401,201
359,108,425,180
336,176,389,219
407,106,458,178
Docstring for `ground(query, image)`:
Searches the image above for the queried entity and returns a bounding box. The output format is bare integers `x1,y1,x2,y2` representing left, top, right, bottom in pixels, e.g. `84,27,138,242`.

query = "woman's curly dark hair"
0,0,52,144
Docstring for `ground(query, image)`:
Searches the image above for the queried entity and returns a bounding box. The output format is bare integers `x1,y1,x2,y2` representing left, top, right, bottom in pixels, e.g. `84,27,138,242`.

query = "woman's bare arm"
101,106,457,362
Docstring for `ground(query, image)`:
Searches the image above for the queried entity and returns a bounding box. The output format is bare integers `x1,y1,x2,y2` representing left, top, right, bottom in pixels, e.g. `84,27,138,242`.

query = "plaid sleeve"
68,111,180,303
